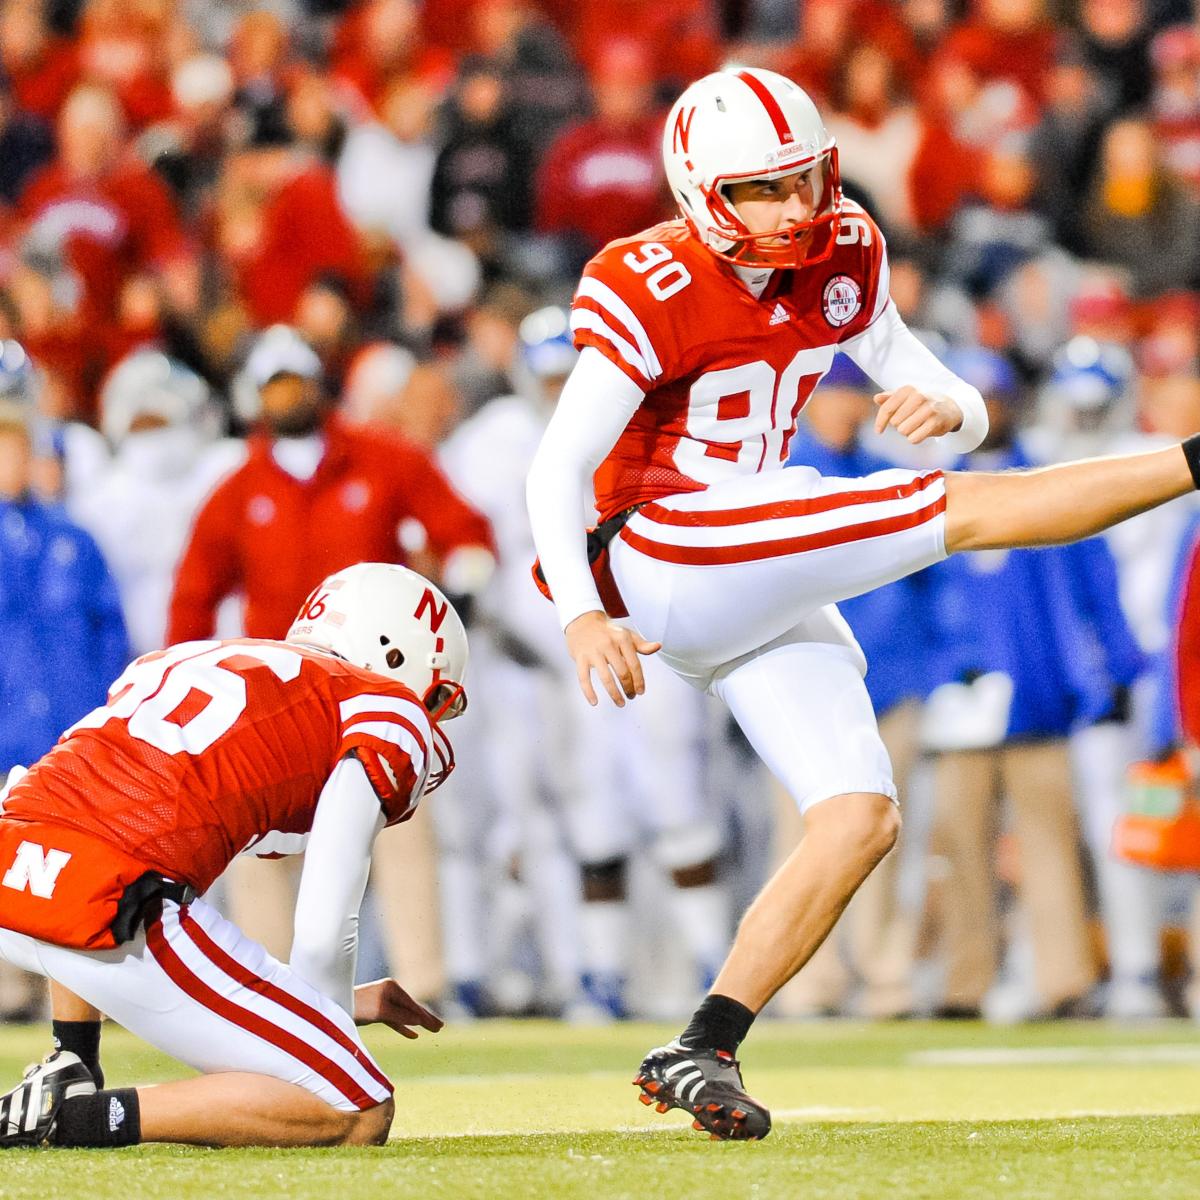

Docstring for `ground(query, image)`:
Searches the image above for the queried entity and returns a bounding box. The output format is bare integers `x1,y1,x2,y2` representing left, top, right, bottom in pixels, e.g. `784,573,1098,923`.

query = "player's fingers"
636,639,662,656
598,658,627,707
607,651,638,701
872,391,897,433
575,658,599,707
906,416,942,445
618,640,646,696
896,405,931,436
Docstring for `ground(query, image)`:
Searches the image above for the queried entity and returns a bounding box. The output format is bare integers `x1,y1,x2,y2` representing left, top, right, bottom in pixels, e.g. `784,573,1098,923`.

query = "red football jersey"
2,639,434,894
571,202,889,521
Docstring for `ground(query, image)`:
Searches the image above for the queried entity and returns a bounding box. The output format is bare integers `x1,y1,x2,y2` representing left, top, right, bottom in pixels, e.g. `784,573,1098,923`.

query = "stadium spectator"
0,0,80,123
1028,34,1109,255
331,0,456,112
0,392,125,1023
942,138,1050,299
938,0,1058,108
227,10,293,149
429,57,535,272
1077,0,1155,114
1150,25,1200,196
825,41,921,237
70,350,242,658
214,134,367,328
336,73,441,253
470,0,592,152
74,0,176,131
167,325,494,1004
16,84,196,411
923,348,1104,1019
0,77,53,207
1081,116,1200,297
139,53,238,219
534,40,669,270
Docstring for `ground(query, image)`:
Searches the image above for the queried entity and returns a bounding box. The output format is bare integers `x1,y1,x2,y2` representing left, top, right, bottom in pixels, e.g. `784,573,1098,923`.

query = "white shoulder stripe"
342,720,427,770
339,694,425,723
571,309,652,382
576,277,662,379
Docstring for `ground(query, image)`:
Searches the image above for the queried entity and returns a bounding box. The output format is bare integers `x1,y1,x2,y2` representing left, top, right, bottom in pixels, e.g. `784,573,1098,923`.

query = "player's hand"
353,978,444,1038
873,387,963,445
564,610,661,707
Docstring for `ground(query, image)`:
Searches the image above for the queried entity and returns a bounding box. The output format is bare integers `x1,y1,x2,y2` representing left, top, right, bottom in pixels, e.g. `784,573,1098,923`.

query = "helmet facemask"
698,148,843,270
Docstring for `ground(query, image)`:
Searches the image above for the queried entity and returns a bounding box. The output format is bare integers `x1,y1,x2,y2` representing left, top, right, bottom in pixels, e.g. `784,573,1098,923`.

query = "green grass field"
2,1019,1200,1199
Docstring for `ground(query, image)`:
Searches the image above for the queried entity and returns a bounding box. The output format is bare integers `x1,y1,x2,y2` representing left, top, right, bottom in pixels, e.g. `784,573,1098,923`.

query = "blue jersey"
0,495,130,772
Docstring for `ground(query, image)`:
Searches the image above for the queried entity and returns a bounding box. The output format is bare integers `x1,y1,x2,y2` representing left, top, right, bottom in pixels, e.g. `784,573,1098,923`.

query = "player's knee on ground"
807,792,900,867
337,1097,395,1146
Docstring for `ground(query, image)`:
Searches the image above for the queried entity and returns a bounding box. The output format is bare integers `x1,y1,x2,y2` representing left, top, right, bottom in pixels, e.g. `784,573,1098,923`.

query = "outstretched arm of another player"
291,757,437,1034
527,348,661,706
841,303,989,451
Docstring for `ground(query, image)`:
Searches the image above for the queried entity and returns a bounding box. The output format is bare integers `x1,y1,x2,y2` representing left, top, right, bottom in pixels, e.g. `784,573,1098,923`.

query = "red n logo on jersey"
414,588,448,633
672,106,696,155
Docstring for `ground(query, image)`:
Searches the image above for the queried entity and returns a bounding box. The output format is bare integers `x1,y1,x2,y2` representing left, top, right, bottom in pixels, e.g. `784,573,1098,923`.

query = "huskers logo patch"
822,276,862,327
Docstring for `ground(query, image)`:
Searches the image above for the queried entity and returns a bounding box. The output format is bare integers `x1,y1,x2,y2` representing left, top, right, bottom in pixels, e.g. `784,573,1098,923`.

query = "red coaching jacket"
167,415,494,643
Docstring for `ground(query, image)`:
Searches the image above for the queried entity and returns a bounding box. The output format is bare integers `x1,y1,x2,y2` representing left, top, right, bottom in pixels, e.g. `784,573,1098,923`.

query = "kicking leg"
944,441,1196,552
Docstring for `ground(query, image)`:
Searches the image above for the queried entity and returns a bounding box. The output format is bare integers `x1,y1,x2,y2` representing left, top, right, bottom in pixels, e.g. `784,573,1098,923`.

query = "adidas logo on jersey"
108,1097,125,1132
768,303,789,326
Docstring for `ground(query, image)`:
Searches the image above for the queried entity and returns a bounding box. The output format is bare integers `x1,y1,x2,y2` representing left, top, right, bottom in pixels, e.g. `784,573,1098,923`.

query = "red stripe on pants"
179,910,393,1097
638,471,944,529
620,493,947,566
145,916,381,1110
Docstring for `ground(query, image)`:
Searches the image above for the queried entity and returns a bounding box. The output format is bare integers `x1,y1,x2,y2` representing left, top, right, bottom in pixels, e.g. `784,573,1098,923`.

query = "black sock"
52,1020,104,1088
51,1089,141,1148
678,993,757,1055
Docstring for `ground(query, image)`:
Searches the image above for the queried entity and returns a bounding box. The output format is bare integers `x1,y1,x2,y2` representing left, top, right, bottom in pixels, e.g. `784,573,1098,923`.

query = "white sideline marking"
909,1044,1200,1067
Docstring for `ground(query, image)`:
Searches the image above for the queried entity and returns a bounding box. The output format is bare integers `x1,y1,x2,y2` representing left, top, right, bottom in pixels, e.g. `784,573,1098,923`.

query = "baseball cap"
245,325,323,389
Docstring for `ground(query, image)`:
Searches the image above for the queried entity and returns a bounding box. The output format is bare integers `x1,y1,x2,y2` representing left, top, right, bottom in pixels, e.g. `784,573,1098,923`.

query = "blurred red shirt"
18,155,190,324
167,415,494,644
232,163,367,326
535,115,669,255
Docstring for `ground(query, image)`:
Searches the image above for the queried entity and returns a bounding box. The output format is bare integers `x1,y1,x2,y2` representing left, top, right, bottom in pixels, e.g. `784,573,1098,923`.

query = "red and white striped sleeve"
571,263,663,392
336,690,431,824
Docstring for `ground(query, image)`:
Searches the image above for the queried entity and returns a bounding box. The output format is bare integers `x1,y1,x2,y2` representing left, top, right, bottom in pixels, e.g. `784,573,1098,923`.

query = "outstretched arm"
944,442,1198,554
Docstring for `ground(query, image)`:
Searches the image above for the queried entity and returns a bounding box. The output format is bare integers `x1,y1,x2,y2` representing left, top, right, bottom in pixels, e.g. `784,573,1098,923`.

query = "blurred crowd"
3,0,1200,1027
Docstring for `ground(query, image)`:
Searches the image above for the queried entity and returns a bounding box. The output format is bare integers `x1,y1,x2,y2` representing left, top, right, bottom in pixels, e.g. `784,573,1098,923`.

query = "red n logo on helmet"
672,106,696,154
414,588,448,633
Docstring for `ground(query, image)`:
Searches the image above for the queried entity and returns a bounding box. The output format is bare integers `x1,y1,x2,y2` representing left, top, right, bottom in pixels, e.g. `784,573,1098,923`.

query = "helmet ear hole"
386,648,405,670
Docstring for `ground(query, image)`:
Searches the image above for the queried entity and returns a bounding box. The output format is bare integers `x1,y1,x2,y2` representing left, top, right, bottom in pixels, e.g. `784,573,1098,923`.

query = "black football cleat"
633,1039,771,1141
0,1051,96,1147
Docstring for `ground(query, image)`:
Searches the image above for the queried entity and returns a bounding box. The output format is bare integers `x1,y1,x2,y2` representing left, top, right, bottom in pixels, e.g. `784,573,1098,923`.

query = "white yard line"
909,1044,1200,1067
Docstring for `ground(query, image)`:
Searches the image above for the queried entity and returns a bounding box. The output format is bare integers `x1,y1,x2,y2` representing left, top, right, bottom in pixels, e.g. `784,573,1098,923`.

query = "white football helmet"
286,562,469,793
663,66,842,269
99,350,217,446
